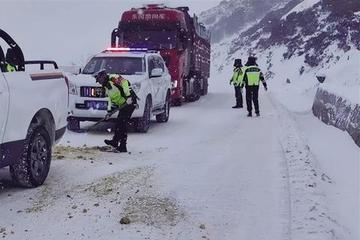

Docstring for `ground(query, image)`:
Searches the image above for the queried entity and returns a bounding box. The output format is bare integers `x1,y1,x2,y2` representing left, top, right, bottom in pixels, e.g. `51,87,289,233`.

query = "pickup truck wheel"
67,117,80,131
136,97,152,133
156,93,170,123
194,79,201,100
186,79,201,102
10,124,52,188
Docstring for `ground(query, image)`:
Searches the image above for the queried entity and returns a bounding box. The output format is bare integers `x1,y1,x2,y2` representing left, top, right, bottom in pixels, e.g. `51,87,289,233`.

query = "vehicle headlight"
172,80,178,89
69,82,78,95
132,82,141,93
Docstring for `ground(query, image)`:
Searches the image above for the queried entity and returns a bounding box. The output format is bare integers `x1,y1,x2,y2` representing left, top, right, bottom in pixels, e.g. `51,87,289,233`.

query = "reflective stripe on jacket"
231,67,245,86
244,66,262,86
6,63,16,72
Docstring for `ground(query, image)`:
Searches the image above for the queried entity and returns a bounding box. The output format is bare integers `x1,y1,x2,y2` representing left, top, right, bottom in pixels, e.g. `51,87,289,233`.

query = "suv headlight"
69,82,78,95
132,82,141,93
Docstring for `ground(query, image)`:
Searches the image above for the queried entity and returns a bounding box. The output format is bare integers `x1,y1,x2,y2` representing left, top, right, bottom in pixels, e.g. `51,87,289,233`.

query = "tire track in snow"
268,94,350,240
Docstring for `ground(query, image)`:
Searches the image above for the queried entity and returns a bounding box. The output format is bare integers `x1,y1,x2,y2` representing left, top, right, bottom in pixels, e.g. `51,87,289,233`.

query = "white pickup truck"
0,29,68,187
67,48,172,132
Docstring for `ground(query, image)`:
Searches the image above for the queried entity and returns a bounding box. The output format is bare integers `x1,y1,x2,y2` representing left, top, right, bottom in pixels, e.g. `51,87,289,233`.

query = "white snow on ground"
295,111,360,239
1,68,358,239
0,80,289,239
210,39,359,239
0,1,359,239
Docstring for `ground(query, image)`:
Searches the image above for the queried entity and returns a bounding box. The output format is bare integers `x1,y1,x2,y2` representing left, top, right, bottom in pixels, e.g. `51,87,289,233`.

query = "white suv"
67,48,172,132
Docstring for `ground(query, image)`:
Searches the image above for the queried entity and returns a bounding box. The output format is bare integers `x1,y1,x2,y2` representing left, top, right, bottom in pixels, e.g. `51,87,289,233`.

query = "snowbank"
312,86,360,147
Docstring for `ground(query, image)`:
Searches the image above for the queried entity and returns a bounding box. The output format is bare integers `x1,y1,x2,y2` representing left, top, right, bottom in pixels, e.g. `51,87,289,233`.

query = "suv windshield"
82,57,145,75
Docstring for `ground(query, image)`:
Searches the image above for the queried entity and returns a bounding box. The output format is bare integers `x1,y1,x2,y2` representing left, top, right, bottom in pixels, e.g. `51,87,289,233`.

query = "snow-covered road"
0,80,358,240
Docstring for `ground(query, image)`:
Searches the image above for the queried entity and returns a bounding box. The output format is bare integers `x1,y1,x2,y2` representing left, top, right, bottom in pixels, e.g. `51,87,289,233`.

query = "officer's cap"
93,69,107,82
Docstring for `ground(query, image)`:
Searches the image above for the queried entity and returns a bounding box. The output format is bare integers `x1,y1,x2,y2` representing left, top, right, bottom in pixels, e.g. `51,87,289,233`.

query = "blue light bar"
105,47,148,52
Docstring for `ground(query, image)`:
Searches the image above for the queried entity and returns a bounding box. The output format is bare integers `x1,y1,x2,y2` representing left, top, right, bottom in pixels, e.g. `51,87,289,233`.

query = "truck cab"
67,48,172,133
112,4,211,106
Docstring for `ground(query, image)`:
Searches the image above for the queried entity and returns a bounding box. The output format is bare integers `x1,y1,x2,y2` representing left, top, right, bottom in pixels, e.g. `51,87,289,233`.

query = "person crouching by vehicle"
94,70,136,152
229,59,245,108
243,56,267,117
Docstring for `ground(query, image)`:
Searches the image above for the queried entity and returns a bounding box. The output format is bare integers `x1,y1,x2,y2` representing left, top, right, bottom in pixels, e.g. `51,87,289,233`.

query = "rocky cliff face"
313,87,360,147
228,0,360,67
199,0,291,43
202,0,360,68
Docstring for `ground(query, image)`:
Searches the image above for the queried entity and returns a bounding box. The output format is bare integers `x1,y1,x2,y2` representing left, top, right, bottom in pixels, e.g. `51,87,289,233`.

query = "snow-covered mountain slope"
199,0,292,42
207,0,360,112
230,0,360,67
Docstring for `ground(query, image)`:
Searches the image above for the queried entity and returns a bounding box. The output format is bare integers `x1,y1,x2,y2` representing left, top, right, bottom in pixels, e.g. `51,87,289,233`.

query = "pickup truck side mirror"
150,68,163,78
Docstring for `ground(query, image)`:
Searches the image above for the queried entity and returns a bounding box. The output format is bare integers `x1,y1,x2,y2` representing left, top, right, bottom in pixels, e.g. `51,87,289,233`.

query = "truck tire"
67,117,80,132
194,79,201,100
10,124,52,188
156,92,170,123
186,78,201,102
201,78,208,96
136,97,152,133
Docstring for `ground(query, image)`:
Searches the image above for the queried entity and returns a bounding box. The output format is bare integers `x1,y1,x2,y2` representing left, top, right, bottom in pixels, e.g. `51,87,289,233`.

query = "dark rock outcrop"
312,87,360,147
199,0,291,43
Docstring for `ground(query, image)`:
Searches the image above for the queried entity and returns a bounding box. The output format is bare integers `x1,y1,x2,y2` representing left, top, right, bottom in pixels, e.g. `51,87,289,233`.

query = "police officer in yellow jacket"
229,59,245,108
94,70,136,152
243,56,267,117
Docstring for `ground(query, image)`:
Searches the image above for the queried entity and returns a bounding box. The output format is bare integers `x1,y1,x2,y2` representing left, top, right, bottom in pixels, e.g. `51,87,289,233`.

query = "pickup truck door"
0,72,9,144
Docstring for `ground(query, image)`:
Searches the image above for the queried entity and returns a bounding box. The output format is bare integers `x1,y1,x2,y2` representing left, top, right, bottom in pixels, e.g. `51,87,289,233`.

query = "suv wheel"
10,124,52,187
136,97,152,133
156,92,170,123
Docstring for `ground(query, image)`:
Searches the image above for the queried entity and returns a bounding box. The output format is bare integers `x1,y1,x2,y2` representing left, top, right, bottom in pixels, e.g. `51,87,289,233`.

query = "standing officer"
230,59,245,108
243,56,267,117
94,70,136,152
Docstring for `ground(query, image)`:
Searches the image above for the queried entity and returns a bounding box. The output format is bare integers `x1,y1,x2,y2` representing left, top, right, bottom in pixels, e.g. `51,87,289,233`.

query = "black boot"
238,99,243,108
104,139,118,148
247,112,252,117
232,100,243,109
256,112,260,117
117,142,127,153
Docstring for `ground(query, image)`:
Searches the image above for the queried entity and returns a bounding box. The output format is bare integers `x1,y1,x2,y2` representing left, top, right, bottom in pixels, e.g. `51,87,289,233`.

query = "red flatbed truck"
111,4,211,105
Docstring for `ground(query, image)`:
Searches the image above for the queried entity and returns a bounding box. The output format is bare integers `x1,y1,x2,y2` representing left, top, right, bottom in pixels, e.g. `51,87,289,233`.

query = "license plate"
85,101,108,110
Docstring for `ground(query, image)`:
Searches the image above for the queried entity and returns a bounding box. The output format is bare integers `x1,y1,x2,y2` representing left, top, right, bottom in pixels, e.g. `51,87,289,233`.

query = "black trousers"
234,86,243,106
113,105,135,145
246,86,260,114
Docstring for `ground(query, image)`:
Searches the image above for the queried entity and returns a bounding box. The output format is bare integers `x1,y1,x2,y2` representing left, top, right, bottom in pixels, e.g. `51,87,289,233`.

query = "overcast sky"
1,0,222,15
0,0,222,65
